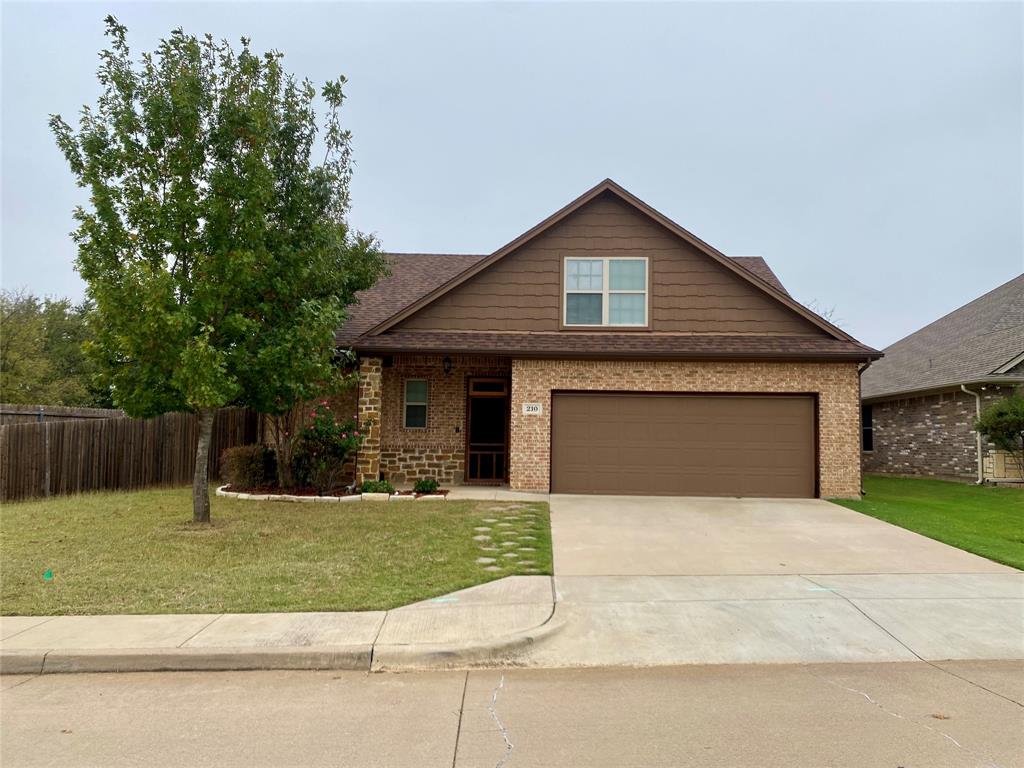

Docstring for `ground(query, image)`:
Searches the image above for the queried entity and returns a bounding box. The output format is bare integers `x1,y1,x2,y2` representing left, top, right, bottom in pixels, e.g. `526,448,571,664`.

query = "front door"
465,377,510,483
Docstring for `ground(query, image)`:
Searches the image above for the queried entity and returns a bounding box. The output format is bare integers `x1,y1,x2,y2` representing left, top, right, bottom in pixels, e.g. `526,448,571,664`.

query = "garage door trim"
548,390,820,497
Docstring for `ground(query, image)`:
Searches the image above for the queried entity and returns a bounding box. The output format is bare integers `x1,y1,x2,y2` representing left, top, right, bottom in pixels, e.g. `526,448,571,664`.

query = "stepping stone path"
473,504,548,575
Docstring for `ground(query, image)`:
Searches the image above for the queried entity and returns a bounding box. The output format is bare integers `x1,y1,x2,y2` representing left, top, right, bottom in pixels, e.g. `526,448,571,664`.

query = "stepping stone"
496,522,513,528
524,568,540,574
518,560,535,567
518,547,536,552
500,541,517,548
483,518,498,523
518,535,536,541
472,535,491,542
502,552,519,559
480,547,498,553
483,566,503,572
476,557,496,565
474,527,491,532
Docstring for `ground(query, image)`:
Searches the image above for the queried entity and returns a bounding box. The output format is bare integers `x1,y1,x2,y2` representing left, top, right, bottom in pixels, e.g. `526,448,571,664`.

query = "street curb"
2,645,373,675
0,650,46,675
0,611,563,675
371,608,565,672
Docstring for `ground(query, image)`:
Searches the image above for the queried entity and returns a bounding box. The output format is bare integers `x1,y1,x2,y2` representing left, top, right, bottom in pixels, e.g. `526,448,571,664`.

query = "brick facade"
375,354,510,484
353,354,865,496
509,359,863,498
863,385,1022,481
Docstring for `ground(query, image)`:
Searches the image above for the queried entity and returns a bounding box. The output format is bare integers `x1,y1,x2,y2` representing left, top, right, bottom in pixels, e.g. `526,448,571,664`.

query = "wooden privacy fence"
0,403,125,425
0,408,260,502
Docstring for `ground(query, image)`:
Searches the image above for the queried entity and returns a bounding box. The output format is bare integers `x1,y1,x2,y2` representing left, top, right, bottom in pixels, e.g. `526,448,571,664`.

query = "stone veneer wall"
863,385,1021,481
376,354,511,484
509,359,863,498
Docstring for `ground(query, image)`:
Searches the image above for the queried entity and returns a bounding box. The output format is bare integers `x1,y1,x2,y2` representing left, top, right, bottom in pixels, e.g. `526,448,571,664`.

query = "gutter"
960,384,984,484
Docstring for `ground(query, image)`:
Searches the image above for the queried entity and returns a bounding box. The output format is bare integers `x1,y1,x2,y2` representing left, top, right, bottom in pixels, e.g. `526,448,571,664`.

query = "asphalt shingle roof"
861,274,1024,400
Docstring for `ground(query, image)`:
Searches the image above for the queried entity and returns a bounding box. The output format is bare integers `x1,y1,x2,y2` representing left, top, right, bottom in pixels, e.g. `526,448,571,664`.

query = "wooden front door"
465,378,510,483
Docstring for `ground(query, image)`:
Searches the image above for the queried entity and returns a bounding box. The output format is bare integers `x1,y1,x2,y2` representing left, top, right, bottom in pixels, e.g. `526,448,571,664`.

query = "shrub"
292,401,364,495
976,392,1024,476
221,445,277,489
413,478,440,494
361,479,395,494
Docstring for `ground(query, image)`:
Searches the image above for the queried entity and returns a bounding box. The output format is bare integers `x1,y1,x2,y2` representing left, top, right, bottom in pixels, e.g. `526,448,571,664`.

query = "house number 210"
522,403,543,415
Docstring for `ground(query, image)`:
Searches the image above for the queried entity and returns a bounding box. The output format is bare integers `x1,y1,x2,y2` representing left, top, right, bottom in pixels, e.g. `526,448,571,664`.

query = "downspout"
858,361,873,496
960,384,984,484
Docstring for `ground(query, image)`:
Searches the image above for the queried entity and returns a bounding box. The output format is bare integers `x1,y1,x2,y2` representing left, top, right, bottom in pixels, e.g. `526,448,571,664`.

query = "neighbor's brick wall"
510,359,863,498
863,385,1020,481
376,354,510,484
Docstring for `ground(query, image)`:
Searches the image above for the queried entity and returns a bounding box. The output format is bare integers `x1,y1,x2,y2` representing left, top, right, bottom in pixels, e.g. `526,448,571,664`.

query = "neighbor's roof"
861,273,1024,400
336,253,790,347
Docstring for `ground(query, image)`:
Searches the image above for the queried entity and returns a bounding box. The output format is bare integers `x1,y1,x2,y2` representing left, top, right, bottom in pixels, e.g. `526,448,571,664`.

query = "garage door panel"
551,393,815,498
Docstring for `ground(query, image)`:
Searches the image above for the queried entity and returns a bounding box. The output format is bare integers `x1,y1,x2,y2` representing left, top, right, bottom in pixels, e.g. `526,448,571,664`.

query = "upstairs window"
564,257,648,327
404,379,428,428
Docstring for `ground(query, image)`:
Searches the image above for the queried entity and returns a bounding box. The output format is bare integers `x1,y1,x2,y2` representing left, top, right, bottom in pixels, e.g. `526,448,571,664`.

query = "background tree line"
0,288,113,408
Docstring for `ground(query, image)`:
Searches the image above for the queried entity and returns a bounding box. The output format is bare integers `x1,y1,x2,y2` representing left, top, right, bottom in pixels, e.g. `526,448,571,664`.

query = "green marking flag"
43,569,53,581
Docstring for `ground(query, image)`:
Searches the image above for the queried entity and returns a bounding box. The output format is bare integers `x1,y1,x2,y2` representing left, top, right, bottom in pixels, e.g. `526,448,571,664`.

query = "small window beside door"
404,379,428,428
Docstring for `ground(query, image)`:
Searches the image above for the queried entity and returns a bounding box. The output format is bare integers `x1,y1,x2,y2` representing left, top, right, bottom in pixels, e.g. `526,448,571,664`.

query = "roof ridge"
882,272,1024,351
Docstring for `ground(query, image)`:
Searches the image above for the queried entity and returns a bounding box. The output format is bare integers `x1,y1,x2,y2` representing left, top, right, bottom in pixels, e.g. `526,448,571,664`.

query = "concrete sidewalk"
0,576,559,675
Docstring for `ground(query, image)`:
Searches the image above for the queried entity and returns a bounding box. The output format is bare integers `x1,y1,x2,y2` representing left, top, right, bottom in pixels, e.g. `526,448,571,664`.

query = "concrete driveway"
550,495,1015,575
527,495,1023,668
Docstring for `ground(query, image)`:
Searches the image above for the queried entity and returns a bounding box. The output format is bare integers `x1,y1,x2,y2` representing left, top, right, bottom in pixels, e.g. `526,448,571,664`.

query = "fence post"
43,421,51,497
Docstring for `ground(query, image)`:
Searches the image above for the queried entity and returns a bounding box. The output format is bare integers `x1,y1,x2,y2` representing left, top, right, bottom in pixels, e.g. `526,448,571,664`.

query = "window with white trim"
564,257,648,326
404,379,428,428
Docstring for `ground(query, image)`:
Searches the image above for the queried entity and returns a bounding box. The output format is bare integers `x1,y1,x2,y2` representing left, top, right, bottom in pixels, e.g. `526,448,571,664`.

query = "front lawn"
0,488,552,615
832,475,1024,569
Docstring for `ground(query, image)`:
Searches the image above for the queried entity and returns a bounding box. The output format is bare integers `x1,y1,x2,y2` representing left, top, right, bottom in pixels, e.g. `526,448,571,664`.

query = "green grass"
0,487,553,615
832,475,1024,569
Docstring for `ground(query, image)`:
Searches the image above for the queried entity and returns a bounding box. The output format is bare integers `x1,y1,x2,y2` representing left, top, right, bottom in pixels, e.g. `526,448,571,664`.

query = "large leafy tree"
51,17,385,522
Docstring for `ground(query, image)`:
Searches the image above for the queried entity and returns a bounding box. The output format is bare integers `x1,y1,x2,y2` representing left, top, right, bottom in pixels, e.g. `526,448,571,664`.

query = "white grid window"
564,257,648,326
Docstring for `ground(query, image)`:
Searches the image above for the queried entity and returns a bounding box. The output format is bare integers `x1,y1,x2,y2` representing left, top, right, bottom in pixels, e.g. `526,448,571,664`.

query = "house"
861,274,1024,482
336,180,880,498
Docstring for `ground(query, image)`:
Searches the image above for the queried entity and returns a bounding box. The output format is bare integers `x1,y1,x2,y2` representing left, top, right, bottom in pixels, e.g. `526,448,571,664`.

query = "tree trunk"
192,407,215,523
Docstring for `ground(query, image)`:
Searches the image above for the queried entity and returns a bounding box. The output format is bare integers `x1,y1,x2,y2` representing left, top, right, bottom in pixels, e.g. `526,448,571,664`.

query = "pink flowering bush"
292,401,365,495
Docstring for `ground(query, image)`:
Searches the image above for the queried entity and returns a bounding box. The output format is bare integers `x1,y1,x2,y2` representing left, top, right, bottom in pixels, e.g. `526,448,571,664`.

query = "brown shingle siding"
395,195,824,336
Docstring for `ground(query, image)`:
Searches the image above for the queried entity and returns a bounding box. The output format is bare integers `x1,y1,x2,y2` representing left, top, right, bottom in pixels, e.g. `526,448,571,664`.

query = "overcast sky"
2,1,1021,349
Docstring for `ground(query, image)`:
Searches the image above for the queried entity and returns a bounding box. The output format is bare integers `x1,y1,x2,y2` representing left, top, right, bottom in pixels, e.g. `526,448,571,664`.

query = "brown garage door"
551,393,816,498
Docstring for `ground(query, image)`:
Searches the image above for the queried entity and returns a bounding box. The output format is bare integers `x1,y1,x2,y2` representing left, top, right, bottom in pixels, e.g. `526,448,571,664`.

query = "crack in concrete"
814,673,1005,768
487,674,514,768
799,574,1024,709
450,671,469,768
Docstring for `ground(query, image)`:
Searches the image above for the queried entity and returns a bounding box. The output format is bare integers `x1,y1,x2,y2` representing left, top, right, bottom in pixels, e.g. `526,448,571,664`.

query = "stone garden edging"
215,485,447,503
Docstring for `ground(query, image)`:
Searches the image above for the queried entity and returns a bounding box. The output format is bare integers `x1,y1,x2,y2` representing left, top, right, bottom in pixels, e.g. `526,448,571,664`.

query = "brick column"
355,356,382,485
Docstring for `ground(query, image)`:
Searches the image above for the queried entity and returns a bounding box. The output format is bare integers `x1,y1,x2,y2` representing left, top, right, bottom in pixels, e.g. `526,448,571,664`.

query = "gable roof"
861,273,1024,400
336,252,790,346
367,179,858,343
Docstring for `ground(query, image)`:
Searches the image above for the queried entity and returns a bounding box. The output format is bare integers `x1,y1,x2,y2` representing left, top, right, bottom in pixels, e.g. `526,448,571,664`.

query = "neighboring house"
337,179,880,498
861,274,1024,482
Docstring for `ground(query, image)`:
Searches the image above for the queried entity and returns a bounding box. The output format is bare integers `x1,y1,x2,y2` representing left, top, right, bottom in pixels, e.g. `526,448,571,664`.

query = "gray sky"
2,1,1022,349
